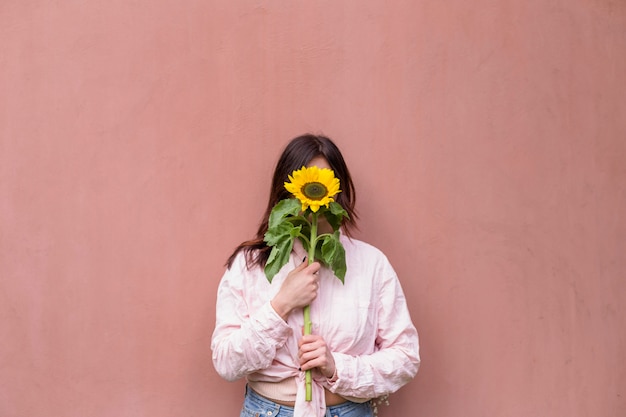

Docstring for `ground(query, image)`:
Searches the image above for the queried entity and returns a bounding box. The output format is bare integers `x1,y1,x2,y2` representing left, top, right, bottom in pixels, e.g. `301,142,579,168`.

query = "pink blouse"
211,235,420,417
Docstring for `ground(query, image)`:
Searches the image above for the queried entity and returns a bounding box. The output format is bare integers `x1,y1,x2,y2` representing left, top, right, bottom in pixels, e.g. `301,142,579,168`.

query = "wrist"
270,298,291,320
326,366,338,383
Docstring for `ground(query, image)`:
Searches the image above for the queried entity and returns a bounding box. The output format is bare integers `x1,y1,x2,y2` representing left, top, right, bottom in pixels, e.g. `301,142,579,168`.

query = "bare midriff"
252,388,348,407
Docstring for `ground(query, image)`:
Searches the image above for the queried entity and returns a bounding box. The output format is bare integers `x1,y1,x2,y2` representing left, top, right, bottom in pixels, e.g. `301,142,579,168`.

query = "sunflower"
284,166,341,212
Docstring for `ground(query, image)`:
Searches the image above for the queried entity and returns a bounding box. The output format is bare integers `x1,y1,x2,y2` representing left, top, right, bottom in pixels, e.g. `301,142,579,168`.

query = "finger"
300,351,327,369
302,358,318,368
299,349,320,365
304,261,321,274
299,334,319,345
299,342,317,354
300,342,329,359
292,260,309,273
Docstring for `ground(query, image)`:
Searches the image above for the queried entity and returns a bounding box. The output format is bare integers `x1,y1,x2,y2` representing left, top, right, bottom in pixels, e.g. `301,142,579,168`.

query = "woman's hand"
271,260,321,320
298,334,336,379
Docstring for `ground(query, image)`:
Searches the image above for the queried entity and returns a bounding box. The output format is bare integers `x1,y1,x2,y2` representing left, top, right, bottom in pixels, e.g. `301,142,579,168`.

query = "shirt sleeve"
211,257,292,381
324,268,420,399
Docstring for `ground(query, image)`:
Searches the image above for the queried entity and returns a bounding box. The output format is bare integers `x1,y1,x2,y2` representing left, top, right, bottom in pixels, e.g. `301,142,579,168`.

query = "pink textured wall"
1,1,625,416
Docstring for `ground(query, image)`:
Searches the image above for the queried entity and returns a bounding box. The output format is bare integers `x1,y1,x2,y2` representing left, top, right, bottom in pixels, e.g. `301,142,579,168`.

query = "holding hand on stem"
271,260,321,321
298,334,336,380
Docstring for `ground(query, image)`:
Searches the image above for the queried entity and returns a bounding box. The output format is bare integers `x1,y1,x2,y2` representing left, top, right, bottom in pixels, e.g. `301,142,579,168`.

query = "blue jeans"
240,385,373,417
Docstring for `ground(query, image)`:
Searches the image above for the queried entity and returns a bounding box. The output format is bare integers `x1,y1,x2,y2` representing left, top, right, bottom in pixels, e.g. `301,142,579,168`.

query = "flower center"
301,182,328,200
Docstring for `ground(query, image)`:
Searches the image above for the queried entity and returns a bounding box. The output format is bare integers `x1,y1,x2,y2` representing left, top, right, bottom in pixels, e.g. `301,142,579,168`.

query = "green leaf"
288,216,311,237
264,221,302,282
322,202,350,232
264,222,301,246
268,198,302,229
329,201,349,217
320,231,346,283
264,237,295,282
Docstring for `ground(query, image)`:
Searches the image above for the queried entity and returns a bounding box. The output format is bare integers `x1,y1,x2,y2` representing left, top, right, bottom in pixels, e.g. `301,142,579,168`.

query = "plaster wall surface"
1,1,625,416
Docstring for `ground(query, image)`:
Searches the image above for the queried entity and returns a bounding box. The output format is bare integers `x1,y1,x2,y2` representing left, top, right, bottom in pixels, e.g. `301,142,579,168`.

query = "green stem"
304,212,318,401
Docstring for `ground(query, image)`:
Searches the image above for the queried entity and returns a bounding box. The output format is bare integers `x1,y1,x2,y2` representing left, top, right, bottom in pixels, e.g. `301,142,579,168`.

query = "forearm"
325,343,420,399
211,301,292,381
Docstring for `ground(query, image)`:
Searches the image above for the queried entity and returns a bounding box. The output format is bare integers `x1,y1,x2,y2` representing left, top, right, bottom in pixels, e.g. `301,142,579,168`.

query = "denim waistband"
244,384,372,417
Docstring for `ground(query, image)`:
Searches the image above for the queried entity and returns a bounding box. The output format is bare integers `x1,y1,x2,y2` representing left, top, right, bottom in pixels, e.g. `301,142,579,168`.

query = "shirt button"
266,412,272,416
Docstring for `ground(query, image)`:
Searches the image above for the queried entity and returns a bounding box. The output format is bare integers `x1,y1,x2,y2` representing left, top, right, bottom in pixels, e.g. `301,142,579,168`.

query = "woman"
211,134,420,417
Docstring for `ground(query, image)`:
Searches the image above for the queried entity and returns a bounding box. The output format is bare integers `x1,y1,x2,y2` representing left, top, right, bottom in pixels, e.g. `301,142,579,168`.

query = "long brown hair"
226,134,358,269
